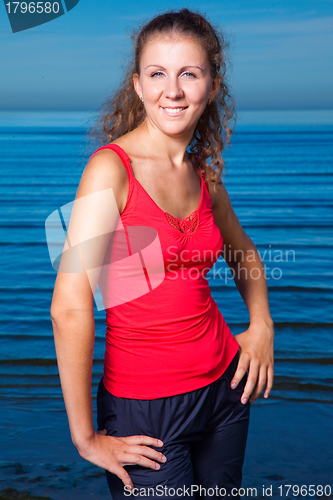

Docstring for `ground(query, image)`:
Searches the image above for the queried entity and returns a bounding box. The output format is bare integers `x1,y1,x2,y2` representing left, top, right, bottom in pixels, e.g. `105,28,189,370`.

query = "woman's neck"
132,118,194,169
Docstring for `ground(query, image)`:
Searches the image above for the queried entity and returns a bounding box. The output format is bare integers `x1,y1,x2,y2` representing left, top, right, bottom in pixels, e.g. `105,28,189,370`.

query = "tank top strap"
89,144,134,182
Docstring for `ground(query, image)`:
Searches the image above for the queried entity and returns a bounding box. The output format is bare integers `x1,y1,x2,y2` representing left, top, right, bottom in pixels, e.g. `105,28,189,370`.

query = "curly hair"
85,8,236,190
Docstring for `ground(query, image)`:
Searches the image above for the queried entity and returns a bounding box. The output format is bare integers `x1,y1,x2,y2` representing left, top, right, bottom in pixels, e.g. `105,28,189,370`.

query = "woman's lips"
161,106,188,116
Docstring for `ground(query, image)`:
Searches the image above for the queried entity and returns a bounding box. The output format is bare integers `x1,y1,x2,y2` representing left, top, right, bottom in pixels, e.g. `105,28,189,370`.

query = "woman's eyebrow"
144,65,204,72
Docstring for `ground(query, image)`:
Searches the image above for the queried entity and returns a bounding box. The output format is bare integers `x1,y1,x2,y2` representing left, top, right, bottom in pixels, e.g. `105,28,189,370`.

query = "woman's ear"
209,74,221,100
133,73,142,100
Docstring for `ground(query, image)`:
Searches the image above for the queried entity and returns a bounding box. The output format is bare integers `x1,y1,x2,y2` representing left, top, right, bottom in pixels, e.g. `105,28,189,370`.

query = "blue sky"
1,0,332,111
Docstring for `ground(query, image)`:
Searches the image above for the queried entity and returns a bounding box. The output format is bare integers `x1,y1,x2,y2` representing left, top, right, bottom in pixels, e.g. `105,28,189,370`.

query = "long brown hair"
86,8,236,190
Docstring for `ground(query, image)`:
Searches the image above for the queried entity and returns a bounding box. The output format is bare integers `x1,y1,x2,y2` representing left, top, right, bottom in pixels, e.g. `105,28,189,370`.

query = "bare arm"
208,178,274,404
50,149,166,490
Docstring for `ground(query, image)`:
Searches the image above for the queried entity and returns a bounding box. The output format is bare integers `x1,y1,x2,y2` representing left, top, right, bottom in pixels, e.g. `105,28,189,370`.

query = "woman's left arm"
209,178,275,405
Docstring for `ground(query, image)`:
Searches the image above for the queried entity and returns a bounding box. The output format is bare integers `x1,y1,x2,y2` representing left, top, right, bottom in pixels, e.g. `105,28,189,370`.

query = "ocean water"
0,110,332,499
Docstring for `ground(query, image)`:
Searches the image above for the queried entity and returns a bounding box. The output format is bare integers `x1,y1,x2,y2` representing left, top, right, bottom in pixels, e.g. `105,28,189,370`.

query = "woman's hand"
77,430,167,492
231,318,274,404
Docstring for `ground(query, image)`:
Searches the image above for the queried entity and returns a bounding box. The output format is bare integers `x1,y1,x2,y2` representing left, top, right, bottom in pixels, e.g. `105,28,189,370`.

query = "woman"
51,8,274,499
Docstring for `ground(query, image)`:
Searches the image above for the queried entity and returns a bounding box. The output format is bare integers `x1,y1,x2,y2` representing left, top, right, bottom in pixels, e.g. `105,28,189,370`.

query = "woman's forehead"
140,35,208,65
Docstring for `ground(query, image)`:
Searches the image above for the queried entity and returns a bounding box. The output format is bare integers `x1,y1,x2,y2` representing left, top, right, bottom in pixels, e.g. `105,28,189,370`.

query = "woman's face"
133,35,220,139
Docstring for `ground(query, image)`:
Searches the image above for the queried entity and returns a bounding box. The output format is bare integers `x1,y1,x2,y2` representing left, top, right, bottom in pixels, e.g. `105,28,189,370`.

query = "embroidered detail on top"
165,211,199,234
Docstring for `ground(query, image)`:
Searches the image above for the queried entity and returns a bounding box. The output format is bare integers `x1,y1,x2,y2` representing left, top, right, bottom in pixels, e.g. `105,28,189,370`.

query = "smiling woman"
87,8,236,188
51,8,274,500
132,36,219,140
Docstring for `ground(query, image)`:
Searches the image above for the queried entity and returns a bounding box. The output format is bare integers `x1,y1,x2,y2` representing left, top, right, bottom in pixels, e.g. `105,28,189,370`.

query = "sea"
0,109,332,499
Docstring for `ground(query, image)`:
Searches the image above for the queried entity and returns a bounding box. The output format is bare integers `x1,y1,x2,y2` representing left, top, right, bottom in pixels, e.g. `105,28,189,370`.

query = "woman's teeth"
163,107,186,113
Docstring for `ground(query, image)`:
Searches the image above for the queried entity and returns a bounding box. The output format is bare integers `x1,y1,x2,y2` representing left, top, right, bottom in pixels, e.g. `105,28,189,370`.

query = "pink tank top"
89,143,240,399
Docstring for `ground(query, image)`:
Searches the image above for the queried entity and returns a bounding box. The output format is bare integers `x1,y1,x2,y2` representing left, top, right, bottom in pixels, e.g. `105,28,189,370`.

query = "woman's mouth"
161,106,188,116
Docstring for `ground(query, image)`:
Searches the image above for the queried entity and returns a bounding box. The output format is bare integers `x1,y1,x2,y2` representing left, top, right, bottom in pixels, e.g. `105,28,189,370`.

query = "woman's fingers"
120,435,163,448
120,451,165,470
117,436,167,470
231,355,274,404
230,353,249,390
240,357,259,404
112,463,134,492
104,434,167,490
264,363,274,398
83,433,166,491
120,444,167,468
249,364,268,403
232,324,274,405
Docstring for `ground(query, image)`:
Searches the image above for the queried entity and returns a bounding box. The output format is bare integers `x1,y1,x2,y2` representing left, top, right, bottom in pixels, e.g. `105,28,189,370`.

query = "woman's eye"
150,71,197,78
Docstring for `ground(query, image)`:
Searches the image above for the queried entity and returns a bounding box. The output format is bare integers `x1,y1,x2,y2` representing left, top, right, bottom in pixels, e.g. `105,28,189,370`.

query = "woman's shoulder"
203,172,226,211
88,141,129,168
78,143,130,213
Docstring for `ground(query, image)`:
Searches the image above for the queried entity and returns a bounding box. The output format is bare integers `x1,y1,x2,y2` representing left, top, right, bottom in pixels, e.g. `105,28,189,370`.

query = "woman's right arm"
50,150,166,491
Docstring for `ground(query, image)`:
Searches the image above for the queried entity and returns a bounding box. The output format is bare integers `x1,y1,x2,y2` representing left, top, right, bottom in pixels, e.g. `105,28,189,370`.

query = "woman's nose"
163,78,184,99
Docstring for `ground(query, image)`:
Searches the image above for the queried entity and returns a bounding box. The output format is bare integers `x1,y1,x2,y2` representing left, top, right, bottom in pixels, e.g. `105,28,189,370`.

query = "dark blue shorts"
96,348,250,499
